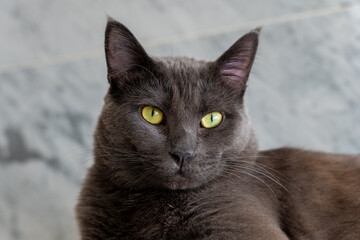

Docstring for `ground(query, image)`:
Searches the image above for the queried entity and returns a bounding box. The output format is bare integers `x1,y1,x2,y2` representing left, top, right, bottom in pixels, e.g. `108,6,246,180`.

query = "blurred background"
1,0,359,239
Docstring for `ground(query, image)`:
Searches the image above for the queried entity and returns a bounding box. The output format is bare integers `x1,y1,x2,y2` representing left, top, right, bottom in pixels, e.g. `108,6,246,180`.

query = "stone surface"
0,0,359,239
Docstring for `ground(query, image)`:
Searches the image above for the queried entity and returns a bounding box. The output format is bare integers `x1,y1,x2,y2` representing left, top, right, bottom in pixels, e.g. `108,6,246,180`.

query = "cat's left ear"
213,28,261,91
104,18,153,82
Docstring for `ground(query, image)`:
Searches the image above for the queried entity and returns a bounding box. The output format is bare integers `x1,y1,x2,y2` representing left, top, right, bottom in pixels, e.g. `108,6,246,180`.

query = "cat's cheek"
132,132,167,154
198,128,230,150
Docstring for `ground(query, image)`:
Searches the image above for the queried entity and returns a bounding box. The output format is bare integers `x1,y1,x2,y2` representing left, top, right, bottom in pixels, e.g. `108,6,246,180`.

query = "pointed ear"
104,18,153,82
214,28,260,91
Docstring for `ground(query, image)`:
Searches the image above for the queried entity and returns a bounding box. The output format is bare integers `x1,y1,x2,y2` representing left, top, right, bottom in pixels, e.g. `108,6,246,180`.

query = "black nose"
170,151,196,169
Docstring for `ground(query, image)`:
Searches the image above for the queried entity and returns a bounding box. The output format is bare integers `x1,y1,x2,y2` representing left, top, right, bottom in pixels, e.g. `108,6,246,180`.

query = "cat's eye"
201,112,223,128
142,106,164,125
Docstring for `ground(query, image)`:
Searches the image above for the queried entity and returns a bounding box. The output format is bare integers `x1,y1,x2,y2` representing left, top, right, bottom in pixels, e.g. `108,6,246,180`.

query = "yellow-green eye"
201,112,223,128
142,106,164,125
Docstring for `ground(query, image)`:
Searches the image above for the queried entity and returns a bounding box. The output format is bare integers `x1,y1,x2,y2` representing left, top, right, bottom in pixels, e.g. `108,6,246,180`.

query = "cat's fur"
76,19,360,240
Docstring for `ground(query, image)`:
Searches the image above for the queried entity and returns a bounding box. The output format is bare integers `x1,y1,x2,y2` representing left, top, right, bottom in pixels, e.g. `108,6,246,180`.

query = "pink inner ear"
221,68,248,82
220,60,249,90
216,31,259,90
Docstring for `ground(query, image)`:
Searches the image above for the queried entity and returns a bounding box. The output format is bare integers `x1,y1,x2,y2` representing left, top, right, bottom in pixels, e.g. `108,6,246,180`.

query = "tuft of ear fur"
104,17,153,82
214,27,261,91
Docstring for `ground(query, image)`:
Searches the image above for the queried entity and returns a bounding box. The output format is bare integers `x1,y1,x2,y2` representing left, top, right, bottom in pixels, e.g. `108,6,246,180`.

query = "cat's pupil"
210,114,213,122
151,108,155,117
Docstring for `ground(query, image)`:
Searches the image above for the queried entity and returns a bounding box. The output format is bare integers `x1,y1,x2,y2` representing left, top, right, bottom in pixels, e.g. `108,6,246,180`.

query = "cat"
75,18,360,240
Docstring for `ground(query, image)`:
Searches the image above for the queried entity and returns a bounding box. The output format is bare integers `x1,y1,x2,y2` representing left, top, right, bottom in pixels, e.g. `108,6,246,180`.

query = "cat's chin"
164,173,207,190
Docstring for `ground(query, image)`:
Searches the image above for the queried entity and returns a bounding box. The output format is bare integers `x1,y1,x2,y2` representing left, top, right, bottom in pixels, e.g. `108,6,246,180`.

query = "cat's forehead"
156,56,209,84
150,56,240,114
157,56,208,70
154,56,211,108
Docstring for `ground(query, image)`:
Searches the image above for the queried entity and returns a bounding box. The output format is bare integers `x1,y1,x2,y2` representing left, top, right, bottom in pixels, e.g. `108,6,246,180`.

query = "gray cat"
76,18,360,239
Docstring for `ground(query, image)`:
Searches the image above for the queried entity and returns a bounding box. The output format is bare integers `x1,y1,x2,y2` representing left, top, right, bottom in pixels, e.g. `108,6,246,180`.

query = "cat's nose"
170,151,196,169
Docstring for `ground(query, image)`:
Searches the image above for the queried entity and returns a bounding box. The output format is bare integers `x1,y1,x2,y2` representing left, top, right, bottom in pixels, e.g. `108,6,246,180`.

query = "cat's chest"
117,190,233,239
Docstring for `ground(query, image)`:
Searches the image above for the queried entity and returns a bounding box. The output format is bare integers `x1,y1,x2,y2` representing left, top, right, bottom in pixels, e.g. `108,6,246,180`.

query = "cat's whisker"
223,157,293,185
227,160,287,184
222,169,277,198
223,159,284,182
221,170,247,182
226,158,301,192
226,165,289,193
227,160,282,180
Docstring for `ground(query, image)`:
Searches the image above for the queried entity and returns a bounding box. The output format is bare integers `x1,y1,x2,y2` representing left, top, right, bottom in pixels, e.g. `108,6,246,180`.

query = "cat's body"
76,19,360,239
77,148,360,240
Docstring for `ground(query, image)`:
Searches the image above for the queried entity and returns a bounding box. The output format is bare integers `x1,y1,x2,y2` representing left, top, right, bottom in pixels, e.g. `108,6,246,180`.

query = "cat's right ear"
212,28,260,92
105,18,153,82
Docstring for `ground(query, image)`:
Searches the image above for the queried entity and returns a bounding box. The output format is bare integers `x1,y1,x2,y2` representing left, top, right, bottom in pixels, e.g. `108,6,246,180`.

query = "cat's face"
95,19,259,190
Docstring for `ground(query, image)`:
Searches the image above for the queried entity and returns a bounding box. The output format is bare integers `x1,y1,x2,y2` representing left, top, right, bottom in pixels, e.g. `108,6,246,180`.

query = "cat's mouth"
162,161,220,190
157,163,201,190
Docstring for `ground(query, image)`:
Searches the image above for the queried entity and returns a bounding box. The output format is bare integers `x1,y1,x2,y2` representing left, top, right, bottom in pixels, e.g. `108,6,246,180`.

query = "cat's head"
95,18,259,190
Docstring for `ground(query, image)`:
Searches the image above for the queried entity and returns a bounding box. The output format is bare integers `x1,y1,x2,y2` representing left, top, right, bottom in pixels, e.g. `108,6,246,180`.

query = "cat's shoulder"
261,146,358,160
259,147,360,171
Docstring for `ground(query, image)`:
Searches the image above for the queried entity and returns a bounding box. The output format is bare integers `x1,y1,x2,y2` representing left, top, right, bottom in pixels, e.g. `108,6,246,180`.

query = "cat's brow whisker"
133,64,161,83
108,69,130,78
108,63,161,84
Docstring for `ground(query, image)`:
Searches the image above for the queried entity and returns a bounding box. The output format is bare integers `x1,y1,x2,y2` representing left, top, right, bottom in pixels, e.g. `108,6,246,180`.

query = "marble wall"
0,0,359,239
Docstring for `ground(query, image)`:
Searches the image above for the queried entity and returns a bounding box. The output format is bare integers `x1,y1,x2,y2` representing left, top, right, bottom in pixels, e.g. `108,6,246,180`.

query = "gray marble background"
1,0,359,239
